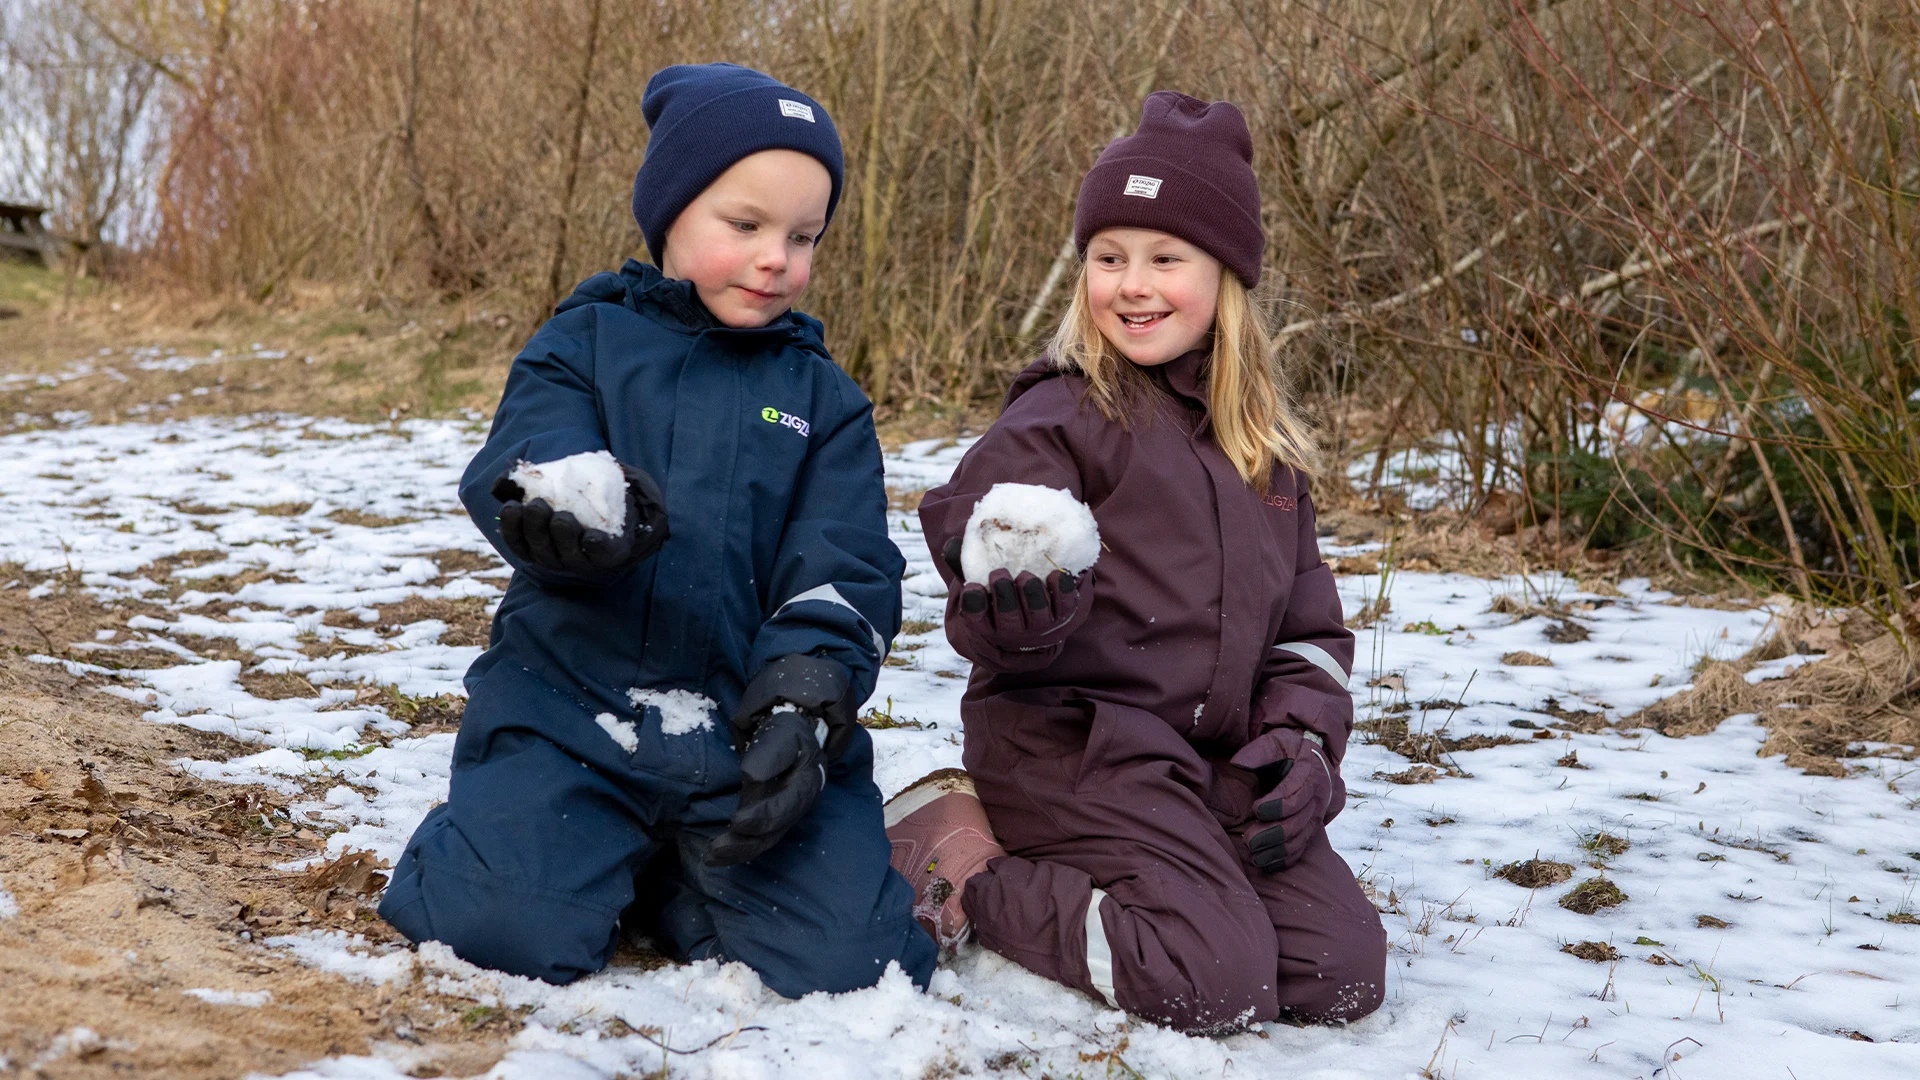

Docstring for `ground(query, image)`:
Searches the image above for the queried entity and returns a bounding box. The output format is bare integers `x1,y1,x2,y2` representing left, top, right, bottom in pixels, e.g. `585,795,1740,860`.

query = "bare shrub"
14,1,1913,613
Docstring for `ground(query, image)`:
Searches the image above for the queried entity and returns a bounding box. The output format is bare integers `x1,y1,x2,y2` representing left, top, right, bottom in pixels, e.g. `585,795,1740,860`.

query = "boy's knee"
724,911,936,999
381,815,622,985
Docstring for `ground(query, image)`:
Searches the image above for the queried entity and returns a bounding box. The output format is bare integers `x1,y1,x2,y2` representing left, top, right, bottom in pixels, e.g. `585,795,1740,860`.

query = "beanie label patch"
1123,174,1164,199
777,99,817,123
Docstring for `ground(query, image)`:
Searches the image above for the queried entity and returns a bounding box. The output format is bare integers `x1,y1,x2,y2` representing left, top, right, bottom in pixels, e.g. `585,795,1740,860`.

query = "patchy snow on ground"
3,416,1917,1079
184,988,274,1007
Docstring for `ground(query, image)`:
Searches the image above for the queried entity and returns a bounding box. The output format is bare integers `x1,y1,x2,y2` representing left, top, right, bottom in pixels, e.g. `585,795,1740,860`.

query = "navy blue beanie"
631,63,845,265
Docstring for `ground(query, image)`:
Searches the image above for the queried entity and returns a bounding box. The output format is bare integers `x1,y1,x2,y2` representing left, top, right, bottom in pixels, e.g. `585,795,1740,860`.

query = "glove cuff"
731,654,855,748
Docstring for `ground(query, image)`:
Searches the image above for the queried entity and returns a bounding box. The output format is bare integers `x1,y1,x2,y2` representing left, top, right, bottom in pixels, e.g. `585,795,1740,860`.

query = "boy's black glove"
704,710,826,868
705,654,858,867
490,462,668,575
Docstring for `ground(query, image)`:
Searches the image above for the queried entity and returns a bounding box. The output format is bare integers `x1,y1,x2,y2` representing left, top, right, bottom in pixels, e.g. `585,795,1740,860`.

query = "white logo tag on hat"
1123,174,1163,198
778,99,816,123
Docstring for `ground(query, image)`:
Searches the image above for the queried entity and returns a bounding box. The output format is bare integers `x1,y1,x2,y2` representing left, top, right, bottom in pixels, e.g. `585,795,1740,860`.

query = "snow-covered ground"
2,417,1916,1079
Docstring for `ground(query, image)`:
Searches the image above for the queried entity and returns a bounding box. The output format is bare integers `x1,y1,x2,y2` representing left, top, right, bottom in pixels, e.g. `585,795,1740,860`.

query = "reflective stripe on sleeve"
1272,640,1350,687
1085,887,1119,1008
775,582,888,659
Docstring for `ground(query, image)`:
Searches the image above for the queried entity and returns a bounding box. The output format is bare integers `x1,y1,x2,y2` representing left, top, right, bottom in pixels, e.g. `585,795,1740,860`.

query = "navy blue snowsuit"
378,261,936,995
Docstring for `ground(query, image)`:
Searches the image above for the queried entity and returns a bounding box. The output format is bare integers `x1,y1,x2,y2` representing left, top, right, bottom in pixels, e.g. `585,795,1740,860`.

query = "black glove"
1231,728,1334,873
491,462,668,575
727,653,858,761
704,710,826,867
704,655,859,867
940,536,1089,654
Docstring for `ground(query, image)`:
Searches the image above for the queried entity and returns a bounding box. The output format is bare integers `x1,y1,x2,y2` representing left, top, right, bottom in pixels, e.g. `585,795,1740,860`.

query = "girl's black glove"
1230,728,1333,873
939,536,1090,667
705,654,857,867
491,462,668,575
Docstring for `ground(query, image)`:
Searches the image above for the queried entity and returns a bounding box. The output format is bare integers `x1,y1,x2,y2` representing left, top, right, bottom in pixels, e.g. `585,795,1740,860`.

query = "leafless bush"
20,0,1920,610
0,0,159,273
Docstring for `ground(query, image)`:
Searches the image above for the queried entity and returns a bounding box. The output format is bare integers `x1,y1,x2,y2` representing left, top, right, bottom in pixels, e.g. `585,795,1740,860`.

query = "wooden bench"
0,202,63,266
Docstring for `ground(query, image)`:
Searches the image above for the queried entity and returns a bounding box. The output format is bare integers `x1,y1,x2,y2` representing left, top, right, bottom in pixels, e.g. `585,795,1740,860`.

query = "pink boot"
884,768,1007,952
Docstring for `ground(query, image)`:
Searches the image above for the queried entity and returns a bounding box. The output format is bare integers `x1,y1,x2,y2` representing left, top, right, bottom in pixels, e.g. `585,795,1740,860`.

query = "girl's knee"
1277,924,1389,1025
1126,955,1281,1034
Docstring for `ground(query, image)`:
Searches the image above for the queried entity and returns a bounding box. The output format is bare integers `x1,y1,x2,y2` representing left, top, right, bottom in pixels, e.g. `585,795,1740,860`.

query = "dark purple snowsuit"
919,351,1387,1032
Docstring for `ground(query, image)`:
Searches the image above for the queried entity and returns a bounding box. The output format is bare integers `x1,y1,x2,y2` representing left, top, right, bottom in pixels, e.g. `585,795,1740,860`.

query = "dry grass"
1496,859,1574,889
1359,714,1519,769
1560,878,1628,915
1629,603,1919,771
5,0,1915,619
1634,661,1764,737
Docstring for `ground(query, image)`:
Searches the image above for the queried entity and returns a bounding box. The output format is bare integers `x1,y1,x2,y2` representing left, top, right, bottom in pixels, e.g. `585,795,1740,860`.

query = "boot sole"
882,768,978,828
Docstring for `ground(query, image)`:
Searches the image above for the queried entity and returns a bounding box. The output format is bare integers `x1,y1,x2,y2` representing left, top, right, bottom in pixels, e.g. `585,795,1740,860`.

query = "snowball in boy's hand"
507,451,628,534
959,482,1100,584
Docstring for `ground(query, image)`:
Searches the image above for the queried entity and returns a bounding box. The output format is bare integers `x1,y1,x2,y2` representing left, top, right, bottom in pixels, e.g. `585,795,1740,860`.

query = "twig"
628,1024,768,1056
1276,55,1729,342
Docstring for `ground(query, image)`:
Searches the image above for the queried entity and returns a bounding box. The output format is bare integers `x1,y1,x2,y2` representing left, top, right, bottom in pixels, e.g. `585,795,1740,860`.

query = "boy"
378,63,936,997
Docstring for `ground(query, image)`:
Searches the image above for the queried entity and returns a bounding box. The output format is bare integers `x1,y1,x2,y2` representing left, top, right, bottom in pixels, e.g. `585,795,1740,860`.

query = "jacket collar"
1004,347,1213,430
583,260,829,354
1154,348,1211,413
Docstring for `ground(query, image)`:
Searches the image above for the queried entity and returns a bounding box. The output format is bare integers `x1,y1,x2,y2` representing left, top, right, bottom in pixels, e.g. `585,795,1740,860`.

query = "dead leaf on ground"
1561,940,1620,962
298,850,389,903
1503,651,1554,667
1545,621,1590,644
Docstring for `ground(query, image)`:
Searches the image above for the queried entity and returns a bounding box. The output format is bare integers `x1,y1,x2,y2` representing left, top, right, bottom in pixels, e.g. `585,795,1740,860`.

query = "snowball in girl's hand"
508,450,627,534
960,482,1100,584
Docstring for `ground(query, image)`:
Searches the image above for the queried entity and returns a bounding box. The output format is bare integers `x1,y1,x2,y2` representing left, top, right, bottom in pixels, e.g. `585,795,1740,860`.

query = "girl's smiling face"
1084,228,1222,366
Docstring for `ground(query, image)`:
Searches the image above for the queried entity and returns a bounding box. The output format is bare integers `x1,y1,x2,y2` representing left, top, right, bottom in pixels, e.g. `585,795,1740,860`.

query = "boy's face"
658,149,832,328
1085,228,1222,367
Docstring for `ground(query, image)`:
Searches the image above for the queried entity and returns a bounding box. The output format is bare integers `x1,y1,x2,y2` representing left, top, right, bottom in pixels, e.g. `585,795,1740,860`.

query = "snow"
0,884,17,919
593,712,638,753
2,414,1916,1077
958,481,1100,583
626,687,717,736
508,450,626,534
184,988,273,1007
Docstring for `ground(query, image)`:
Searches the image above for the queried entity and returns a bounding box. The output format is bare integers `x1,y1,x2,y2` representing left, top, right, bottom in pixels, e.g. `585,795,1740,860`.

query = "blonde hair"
1047,263,1319,492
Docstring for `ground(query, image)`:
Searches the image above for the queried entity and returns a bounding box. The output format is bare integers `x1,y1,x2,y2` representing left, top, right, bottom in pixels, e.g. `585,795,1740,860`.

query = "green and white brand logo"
761,406,810,437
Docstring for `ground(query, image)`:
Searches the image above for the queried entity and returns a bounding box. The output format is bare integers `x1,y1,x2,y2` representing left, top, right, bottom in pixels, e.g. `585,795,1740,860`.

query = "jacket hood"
555,259,829,358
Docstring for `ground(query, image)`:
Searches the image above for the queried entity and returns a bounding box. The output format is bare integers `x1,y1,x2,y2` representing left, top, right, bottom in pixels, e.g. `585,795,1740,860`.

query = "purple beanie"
1072,92,1264,286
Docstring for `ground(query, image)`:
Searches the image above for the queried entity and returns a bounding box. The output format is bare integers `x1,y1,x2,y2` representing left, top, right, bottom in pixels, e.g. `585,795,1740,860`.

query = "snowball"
508,450,627,534
959,482,1100,584
628,688,717,735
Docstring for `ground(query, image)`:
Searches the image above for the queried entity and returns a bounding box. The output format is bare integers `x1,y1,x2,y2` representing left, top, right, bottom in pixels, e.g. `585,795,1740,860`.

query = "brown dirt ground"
0,268,991,445
0,561,521,1078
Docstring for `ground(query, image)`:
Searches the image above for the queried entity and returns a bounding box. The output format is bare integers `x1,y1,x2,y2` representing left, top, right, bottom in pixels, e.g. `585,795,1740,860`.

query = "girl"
885,92,1387,1033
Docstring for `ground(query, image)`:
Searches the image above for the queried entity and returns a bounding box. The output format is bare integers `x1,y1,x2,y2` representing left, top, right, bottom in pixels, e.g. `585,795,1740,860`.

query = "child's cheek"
786,253,812,299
